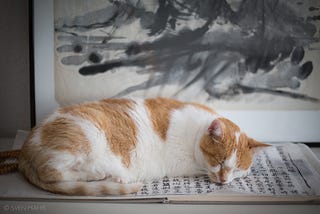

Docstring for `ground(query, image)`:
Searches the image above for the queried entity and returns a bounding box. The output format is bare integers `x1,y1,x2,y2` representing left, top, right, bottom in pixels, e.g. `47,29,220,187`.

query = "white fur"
224,151,237,169
126,99,167,182
28,128,41,146
233,168,250,180
235,131,241,144
211,165,221,173
164,105,219,176
223,151,238,183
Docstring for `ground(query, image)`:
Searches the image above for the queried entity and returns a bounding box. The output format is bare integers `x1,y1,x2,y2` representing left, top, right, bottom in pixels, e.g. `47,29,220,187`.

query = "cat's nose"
219,170,229,184
220,177,227,184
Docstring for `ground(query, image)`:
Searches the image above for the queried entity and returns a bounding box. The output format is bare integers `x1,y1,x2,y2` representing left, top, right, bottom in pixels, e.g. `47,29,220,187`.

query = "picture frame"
33,0,320,143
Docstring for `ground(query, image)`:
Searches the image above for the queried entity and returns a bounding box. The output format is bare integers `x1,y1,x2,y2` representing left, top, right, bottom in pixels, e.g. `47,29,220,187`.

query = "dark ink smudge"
307,15,320,21
73,45,83,53
309,7,319,11
88,52,102,64
291,46,304,65
298,61,313,80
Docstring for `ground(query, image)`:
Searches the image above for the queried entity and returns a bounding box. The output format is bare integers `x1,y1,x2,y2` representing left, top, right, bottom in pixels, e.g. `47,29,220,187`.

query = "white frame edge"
34,0,59,124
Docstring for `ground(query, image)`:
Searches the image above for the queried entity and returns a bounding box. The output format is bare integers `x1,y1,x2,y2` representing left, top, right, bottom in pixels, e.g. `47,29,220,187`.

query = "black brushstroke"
307,15,320,21
309,7,319,11
298,61,313,80
173,54,219,96
237,84,318,102
291,46,304,65
148,0,171,36
73,44,83,53
125,17,213,56
79,60,124,76
88,52,102,63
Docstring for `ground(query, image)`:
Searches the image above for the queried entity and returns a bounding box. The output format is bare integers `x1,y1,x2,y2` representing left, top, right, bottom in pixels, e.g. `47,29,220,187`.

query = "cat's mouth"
208,172,232,184
208,168,251,185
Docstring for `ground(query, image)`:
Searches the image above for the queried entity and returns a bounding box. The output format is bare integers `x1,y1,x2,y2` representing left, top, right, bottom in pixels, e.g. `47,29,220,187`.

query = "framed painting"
34,0,320,142
54,0,320,110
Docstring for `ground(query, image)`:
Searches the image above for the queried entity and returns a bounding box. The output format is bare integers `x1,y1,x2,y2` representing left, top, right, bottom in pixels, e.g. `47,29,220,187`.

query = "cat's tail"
0,149,20,175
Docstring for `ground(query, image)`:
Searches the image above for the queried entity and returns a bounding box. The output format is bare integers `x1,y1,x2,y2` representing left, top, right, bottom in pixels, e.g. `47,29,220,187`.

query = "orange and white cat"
19,97,268,196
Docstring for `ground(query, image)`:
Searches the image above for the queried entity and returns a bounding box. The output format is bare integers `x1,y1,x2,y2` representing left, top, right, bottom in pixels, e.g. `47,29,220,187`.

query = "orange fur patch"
72,185,88,195
35,118,93,182
236,133,253,170
19,127,39,174
200,135,222,166
19,126,64,184
238,138,270,170
37,163,64,183
41,117,91,155
144,97,185,141
60,98,137,167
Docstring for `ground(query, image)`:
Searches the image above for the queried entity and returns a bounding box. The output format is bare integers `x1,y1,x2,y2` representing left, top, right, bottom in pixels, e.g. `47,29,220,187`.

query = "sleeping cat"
19,97,268,196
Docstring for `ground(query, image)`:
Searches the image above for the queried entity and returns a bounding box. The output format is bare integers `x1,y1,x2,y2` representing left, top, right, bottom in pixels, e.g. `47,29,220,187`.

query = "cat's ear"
208,119,223,138
248,138,270,153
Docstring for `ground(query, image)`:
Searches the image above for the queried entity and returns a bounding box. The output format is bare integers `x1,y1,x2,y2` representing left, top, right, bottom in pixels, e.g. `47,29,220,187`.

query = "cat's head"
199,118,269,184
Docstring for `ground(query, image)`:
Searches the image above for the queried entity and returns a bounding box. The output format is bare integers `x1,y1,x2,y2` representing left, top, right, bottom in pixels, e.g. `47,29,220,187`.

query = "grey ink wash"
55,0,320,101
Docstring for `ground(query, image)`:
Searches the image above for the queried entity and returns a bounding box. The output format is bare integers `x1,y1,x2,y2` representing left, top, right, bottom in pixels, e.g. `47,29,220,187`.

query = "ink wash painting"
54,0,320,110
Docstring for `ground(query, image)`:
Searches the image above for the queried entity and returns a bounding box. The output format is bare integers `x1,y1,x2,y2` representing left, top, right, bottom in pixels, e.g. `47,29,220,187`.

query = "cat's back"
28,97,216,153
21,97,216,160
20,97,216,175
58,97,190,146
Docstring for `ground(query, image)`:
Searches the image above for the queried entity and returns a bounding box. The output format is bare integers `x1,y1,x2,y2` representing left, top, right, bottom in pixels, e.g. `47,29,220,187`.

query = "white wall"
219,111,320,142
34,0,320,142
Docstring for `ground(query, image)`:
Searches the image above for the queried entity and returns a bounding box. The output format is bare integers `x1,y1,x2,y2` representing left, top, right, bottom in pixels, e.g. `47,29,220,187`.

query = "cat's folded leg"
106,175,129,184
56,180,143,195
